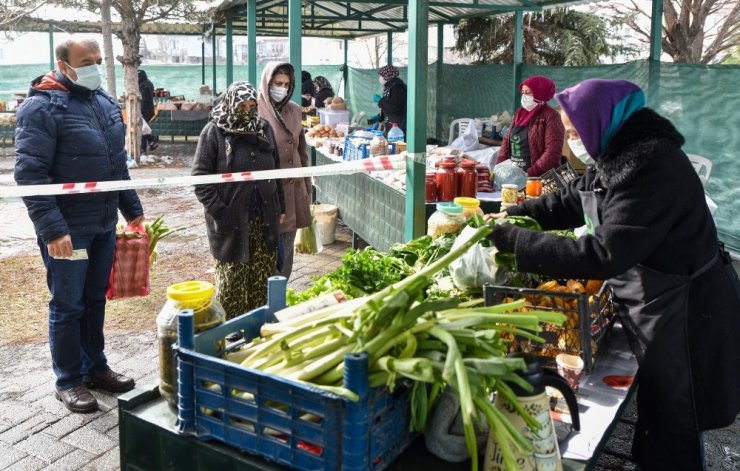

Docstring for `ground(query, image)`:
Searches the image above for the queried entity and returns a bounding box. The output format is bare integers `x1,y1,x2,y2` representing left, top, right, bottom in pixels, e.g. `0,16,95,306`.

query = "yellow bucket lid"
166,281,214,301
454,197,481,208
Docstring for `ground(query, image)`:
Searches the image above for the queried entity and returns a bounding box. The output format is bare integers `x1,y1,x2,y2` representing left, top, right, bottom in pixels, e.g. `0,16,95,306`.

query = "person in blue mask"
14,38,144,413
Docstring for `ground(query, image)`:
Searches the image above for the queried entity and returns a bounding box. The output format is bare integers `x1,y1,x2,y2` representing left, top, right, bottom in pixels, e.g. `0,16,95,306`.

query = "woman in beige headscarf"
258,61,312,280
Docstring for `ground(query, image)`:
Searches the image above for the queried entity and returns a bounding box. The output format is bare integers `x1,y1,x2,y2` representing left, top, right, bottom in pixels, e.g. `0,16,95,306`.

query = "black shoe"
83,370,135,393
55,385,98,413
147,142,159,152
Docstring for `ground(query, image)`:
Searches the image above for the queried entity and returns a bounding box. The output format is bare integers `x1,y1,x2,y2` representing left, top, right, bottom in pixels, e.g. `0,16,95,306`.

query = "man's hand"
279,213,286,224
48,234,73,258
128,215,145,226
484,212,508,222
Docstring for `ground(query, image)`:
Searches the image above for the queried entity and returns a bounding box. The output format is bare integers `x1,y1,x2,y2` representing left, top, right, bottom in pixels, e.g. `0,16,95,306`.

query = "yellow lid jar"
454,197,484,220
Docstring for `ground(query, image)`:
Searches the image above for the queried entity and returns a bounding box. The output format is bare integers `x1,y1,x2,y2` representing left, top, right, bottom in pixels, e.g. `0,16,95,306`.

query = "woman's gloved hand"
372,93,382,103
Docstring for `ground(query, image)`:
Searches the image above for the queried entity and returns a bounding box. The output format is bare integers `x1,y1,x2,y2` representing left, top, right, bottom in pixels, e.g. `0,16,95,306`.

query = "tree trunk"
101,0,116,97
119,16,142,163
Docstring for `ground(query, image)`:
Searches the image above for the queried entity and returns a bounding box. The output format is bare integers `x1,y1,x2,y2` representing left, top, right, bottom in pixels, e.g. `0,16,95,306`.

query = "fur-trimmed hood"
597,108,685,188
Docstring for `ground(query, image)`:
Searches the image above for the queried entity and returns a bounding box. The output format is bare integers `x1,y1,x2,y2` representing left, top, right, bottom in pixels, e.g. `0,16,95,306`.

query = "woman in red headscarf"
495,76,565,176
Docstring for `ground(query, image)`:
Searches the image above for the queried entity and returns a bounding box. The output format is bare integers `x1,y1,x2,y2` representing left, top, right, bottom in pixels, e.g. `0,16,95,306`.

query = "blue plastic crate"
176,277,414,471
343,135,371,161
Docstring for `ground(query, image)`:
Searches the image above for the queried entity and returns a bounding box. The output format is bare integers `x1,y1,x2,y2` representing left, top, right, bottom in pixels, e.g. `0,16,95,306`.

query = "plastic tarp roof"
212,0,602,38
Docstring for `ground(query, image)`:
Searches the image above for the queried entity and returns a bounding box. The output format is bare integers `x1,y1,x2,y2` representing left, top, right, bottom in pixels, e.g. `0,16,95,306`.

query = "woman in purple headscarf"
487,78,740,469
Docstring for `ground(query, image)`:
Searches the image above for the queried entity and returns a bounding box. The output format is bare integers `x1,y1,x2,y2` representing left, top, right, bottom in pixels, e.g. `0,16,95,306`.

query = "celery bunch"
229,223,565,470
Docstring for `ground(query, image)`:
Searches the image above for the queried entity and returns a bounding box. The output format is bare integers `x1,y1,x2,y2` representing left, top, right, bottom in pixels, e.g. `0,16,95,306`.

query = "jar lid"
439,160,457,168
454,197,481,208
167,281,214,301
501,184,519,189
460,159,477,167
436,202,463,214
527,177,542,181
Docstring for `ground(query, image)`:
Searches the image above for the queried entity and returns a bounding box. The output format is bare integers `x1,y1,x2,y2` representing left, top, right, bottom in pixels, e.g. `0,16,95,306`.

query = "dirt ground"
0,141,344,346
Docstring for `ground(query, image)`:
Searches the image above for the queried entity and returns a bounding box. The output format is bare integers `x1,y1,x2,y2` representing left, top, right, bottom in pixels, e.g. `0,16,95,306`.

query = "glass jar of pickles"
454,197,484,220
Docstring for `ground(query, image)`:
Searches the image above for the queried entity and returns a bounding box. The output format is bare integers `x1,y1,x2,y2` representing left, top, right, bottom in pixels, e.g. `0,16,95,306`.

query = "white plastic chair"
687,154,712,187
448,118,473,144
350,111,365,126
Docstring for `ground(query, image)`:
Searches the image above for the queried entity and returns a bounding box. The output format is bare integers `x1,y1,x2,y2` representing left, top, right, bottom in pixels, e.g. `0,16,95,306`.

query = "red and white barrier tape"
0,154,407,199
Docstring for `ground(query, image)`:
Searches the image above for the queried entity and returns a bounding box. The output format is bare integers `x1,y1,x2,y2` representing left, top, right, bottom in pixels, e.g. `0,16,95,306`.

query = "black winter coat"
15,72,143,243
378,77,406,132
313,88,334,109
493,108,740,431
139,78,155,122
192,121,285,263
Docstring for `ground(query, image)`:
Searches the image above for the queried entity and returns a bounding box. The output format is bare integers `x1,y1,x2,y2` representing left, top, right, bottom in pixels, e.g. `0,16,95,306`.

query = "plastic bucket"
312,204,338,245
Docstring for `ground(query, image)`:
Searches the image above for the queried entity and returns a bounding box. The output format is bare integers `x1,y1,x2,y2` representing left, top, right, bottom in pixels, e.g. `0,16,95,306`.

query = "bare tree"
606,0,740,63
0,0,49,29
101,0,116,97
353,34,402,68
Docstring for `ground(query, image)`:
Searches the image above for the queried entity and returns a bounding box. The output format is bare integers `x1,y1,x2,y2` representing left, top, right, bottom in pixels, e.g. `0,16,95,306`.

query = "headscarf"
258,62,295,132
301,71,312,83
211,81,264,137
313,76,333,93
379,65,399,81
512,76,556,127
555,79,645,158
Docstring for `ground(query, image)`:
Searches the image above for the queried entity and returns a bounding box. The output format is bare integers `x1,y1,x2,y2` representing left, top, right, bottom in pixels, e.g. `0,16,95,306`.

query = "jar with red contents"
425,172,438,203
435,157,458,202
456,159,478,198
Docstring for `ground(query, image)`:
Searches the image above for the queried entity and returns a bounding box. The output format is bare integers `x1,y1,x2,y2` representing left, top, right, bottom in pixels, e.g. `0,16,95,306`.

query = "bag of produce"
106,223,150,299
450,225,498,289
493,159,528,191
294,212,323,255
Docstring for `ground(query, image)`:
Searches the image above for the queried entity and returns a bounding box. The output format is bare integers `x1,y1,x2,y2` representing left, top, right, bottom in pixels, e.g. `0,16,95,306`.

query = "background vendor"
370,65,407,134
312,76,335,109
495,75,564,176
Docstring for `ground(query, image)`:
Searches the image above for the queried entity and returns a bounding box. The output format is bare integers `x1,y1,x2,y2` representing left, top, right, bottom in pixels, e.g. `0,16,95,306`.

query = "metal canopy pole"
387,31,393,66
343,38,349,98
647,0,663,107
201,33,206,85
212,31,217,96
436,23,444,141
226,17,234,86
512,11,524,112
48,24,54,71
248,0,257,85
405,0,428,242
289,0,302,103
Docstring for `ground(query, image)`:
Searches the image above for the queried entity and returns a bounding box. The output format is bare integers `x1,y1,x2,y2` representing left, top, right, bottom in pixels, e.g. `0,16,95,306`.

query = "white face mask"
568,138,596,165
65,62,102,90
520,94,539,112
270,86,289,102
379,76,386,86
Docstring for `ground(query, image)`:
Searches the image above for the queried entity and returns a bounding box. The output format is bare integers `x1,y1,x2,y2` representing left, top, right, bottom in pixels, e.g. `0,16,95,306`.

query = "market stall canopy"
9,16,206,35
212,0,603,39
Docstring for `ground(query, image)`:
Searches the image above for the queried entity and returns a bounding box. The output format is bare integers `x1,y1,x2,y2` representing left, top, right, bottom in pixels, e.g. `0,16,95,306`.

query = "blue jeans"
38,231,115,389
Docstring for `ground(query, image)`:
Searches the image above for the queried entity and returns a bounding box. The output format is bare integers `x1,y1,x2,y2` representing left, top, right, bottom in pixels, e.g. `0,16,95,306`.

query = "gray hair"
55,39,100,62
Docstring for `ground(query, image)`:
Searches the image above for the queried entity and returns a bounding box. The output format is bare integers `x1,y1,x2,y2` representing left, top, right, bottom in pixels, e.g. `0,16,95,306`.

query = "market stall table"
309,144,501,251
118,322,636,470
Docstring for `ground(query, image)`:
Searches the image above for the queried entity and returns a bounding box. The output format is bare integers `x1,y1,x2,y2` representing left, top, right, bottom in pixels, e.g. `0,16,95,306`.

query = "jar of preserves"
427,202,465,237
157,281,225,409
526,177,543,198
425,172,438,203
436,158,458,202
454,197,484,220
501,184,519,205
456,159,478,198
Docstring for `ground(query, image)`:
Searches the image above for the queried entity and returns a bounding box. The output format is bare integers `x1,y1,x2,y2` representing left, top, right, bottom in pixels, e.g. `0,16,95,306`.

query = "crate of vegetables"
175,277,414,471
482,279,615,373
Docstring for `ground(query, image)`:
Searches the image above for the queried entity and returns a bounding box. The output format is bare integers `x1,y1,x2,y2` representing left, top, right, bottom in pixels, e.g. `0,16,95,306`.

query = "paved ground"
0,232,351,470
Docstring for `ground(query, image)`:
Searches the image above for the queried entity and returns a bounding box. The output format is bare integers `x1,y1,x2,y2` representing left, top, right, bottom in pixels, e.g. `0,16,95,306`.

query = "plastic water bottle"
387,122,405,142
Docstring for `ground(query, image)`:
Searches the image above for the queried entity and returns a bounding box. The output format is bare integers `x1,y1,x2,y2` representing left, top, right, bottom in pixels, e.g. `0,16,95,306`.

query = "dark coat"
301,78,314,108
313,88,334,109
14,71,143,244
496,104,565,177
192,120,285,263
378,77,406,132
493,108,740,431
138,70,155,122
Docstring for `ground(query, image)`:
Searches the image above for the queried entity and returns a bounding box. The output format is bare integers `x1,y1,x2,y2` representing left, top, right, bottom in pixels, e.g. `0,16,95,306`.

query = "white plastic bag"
142,119,152,136
450,119,480,152
450,226,498,289
493,159,528,191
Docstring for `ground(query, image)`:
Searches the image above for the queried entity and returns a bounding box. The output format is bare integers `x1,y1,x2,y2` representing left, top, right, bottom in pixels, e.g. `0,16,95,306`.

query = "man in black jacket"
15,39,144,413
